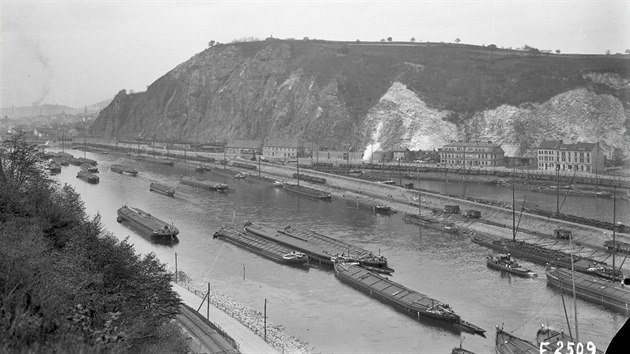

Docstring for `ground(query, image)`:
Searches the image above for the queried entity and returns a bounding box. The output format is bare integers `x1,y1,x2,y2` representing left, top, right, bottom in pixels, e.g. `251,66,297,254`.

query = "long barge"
111,164,138,176
471,233,622,281
495,326,538,354
244,222,392,272
545,266,630,315
283,183,331,200
149,182,175,196
213,226,307,266
180,176,228,191
334,262,485,337
278,225,391,270
76,170,99,183
402,213,458,234
116,205,179,240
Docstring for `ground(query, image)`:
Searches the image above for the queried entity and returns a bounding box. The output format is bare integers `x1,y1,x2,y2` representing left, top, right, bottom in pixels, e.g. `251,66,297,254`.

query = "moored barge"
334,262,485,337
149,182,175,196
111,164,138,176
213,226,307,266
47,162,62,174
471,233,622,281
545,265,630,314
76,170,99,183
180,176,228,191
403,213,458,234
116,205,179,240
279,225,390,270
495,326,538,354
80,163,99,173
283,183,331,200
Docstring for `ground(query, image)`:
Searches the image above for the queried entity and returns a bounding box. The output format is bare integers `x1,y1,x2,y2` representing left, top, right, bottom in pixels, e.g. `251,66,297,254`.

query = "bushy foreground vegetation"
0,135,185,352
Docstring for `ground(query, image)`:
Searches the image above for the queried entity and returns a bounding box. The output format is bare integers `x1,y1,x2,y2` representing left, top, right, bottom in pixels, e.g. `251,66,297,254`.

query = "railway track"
177,304,239,354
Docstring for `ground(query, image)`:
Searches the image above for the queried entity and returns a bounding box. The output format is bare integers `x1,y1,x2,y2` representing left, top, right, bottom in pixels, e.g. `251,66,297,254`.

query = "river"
54,149,626,353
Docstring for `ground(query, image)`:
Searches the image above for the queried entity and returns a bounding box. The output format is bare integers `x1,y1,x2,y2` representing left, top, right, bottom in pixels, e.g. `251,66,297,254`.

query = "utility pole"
175,252,178,283
264,298,267,341
207,282,210,319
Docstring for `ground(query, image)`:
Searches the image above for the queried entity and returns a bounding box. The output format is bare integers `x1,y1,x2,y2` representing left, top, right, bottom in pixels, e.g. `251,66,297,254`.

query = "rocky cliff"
90,40,630,157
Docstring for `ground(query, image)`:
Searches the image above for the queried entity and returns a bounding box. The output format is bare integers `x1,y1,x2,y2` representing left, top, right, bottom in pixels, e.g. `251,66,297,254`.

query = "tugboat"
374,204,392,214
486,253,537,278
273,180,284,188
117,205,179,240
76,170,99,184
234,172,247,179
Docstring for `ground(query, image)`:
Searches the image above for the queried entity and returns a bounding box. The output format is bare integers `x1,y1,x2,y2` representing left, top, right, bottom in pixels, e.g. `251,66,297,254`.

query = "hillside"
1,104,78,118
89,40,630,157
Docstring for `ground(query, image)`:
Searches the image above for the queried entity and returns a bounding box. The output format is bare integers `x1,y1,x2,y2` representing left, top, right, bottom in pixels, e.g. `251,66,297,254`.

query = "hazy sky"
1,1,629,108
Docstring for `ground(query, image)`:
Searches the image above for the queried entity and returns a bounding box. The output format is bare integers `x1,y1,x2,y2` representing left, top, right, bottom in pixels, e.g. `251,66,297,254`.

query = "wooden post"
175,252,178,283
264,298,267,341
207,282,210,319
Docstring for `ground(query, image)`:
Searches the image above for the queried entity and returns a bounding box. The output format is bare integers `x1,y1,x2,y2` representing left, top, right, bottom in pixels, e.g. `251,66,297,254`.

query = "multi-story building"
536,140,605,174
262,137,309,160
225,140,262,156
439,142,504,167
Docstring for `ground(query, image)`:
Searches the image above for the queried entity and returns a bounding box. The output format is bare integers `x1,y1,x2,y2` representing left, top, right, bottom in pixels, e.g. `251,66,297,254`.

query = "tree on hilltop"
387,37,392,42
455,38,461,43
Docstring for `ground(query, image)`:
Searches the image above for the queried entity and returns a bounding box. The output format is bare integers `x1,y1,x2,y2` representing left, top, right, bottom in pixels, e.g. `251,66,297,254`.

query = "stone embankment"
170,268,313,354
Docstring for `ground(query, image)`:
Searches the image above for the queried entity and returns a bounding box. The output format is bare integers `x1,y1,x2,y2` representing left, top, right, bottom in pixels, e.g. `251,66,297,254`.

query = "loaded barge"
244,222,392,272
111,164,138,176
76,170,99,183
117,206,179,240
471,233,622,281
334,262,485,337
546,265,630,314
180,176,228,191
279,225,391,270
495,326,538,354
213,226,307,266
283,183,331,200
149,182,175,196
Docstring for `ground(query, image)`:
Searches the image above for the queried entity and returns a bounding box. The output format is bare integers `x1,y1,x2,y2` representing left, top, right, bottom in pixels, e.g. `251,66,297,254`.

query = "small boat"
486,253,537,278
495,326,538,354
69,157,83,166
117,205,179,239
334,262,485,337
213,226,307,266
378,179,396,185
443,222,458,234
195,164,207,172
149,182,175,197
596,191,612,198
76,170,99,184
180,176,228,191
80,163,99,173
273,180,284,188
110,164,138,176
374,204,392,213
234,172,247,179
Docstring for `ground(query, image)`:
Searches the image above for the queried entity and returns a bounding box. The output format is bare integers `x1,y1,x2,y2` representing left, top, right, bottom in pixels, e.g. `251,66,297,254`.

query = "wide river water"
54,149,628,353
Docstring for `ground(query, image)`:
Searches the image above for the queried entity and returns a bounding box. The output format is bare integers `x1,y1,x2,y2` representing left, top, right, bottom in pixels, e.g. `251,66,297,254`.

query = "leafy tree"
555,49,561,54
606,49,611,55
410,37,415,42
487,44,497,49
455,38,461,43
625,49,630,54
208,40,215,47
387,37,392,42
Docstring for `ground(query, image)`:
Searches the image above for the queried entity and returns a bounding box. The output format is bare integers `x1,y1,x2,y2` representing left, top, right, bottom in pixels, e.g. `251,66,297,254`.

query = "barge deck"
334,262,485,337
116,205,179,240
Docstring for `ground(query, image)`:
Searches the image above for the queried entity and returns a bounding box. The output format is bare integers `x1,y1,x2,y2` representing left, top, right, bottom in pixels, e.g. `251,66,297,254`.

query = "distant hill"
1,104,78,118
89,39,630,157
85,98,113,113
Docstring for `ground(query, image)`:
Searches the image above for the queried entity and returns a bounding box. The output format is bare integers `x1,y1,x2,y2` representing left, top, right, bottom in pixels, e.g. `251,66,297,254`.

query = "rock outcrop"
90,40,630,156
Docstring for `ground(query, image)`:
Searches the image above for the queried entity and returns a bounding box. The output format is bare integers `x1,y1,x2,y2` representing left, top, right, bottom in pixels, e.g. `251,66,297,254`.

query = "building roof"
537,140,597,151
263,137,302,148
226,139,263,149
443,141,502,148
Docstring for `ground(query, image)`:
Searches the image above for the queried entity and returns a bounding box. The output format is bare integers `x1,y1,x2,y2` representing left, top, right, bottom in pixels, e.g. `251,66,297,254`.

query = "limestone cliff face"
91,40,630,156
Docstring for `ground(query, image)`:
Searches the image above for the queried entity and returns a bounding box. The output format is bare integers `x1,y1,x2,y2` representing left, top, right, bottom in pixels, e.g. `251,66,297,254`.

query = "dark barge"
334,262,485,337
471,233,622,281
149,182,175,196
283,183,331,200
117,206,179,240
76,170,99,183
244,222,392,272
403,213,458,234
111,164,138,176
80,163,99,173
213,226,307,266
279,225,391,270
495,326,538,354
545,265,630,315
486,254,537,278
180,176,228,191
